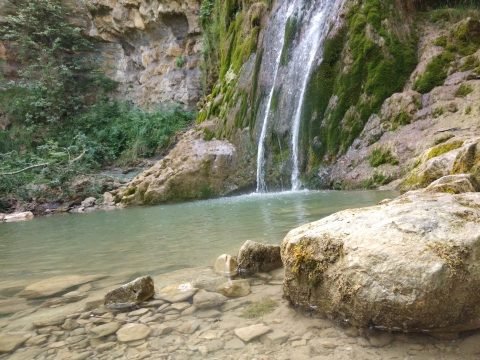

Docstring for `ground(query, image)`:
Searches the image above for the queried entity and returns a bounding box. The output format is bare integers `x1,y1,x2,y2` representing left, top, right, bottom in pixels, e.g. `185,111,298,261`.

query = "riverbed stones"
234,324,271,342
216,279,251,298
156,283,197,303
20,275,101,299
0,333,30,353
193,289,227,309
237,240,282,276
116,323,151,342
89,322,121,338
214,254,238,277
282,190,480,332
33,313,67,328
104,276,154,309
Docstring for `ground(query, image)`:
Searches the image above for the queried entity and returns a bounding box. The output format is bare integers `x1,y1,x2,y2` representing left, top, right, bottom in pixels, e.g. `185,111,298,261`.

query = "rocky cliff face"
85,0,203,108
0,0,203,109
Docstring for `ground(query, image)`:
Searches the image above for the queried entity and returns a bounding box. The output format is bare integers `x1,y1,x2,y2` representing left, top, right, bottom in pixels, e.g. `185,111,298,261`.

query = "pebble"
128,308,150,317
171,302,191,312
117,323,151,342
234,324,271,342
95,341,116,352
89,322,121,338
178,320,201,334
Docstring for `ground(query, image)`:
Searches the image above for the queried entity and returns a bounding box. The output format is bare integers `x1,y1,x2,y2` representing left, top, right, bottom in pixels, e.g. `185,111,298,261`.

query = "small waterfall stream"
255,0,345,192
256,1,298,193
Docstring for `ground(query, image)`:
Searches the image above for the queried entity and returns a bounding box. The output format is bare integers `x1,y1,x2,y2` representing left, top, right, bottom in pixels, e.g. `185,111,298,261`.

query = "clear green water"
0,191,396,283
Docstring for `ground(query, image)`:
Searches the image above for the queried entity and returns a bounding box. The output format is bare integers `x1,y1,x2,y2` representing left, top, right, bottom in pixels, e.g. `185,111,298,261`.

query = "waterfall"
255,0,344,192
256,1,298,193
290,0,345,191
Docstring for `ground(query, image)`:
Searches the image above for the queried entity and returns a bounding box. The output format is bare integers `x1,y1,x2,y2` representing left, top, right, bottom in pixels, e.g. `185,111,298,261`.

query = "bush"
369,147,399,167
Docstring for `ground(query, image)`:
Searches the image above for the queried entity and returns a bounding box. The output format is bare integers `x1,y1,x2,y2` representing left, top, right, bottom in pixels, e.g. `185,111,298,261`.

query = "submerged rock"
104,276,154,309
20,275,102,299
237,240,282,276
0,333,30,354
116,323,151,342
193,289,227,309
156,283,197,303
216,279,251,298
282,191,480,332
214,254,238,277
234,324,271,342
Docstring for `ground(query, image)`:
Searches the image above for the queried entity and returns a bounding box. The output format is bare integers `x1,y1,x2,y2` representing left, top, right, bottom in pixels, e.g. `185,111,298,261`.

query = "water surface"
0,190,396,283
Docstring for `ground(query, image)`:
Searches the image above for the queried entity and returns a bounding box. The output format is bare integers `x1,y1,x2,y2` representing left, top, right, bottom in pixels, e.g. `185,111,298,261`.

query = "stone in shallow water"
116,323,151,342
214,254,238,277
216,279,251,298
282,191,480,332
0,333,30,353
33,313,67,328
104,276,154,309
156,283,197,303
89,322,121,338
237,240,282,276
193,289,227,310
20,275,102,299
234,324,271,342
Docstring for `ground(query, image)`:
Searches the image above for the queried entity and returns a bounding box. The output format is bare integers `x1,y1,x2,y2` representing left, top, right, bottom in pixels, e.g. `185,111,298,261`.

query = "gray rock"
33,314,67,328
20,275,101,299
104,276,154,309
156,283,197,303
282,191,480,332
0,333,30,353
426,174,479,194
237,240,282,276
193,290,227,310
3,211,34,223
89,322,121,338
234,324,271,342
116,323,151,342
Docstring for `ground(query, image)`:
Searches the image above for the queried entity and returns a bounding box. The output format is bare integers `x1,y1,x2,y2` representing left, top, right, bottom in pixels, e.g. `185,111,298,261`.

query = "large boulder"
237,240,282,276
115,129,252,205
282,191,480,333
104,276,154,309
425,174,479,194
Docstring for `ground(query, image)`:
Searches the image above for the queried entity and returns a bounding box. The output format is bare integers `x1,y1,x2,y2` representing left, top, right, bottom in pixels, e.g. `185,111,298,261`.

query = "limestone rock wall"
85,0,202,108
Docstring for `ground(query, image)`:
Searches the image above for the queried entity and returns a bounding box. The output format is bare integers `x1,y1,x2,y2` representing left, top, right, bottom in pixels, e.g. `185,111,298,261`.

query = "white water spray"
290,0,345,191
256,1,298,193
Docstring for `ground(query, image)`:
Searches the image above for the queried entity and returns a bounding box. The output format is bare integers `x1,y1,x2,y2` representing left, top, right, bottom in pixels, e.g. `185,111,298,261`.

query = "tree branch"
0,162,50,176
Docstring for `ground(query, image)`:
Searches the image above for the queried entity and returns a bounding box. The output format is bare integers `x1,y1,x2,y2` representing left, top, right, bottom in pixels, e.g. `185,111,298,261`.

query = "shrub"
455,83,473,97
369,147,399,167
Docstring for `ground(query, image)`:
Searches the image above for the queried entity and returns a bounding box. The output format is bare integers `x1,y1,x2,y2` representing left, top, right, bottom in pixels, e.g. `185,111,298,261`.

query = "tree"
0,0,114,126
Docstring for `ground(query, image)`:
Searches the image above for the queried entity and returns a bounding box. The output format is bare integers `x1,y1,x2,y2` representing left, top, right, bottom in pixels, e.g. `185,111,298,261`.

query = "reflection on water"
0,190,396,282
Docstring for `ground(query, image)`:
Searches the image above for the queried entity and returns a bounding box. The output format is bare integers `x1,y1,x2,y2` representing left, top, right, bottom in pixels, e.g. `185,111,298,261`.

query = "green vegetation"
391,111,413,130
414,53,452,93
364,171,392,189
302,0,418,171
369,147,399,167
280,15,298,66
175,56,186,68
0,0,194,207
455,83,474,97
240,298,278,318
426,140,464,160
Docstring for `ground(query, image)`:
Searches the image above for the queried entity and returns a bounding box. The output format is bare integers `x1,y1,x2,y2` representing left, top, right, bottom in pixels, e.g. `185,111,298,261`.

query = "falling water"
290,0,345,191
256,1,298,193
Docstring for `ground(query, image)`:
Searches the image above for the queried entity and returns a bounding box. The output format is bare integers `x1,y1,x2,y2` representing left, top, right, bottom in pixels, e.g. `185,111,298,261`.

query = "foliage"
0,102,194,202
0,0,114,126
414,53,452,93
369,147,399,167
455,83,473,97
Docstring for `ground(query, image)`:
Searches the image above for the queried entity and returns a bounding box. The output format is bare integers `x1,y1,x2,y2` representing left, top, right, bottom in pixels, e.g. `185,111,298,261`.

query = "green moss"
301,0,418,170
363,171,392,189
455,83,474,97
391,111,412,130
280,15,298,66
414,53,451,93
240,298,278,319
426,140,464,160
369,147,399,167
433,106,445,117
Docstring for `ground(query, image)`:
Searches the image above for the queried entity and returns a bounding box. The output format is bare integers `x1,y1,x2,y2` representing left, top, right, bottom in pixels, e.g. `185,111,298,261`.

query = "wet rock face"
237,240,282,276
84,0,202,108
282,191,480,332
115,129,254,205
104,276,154,309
